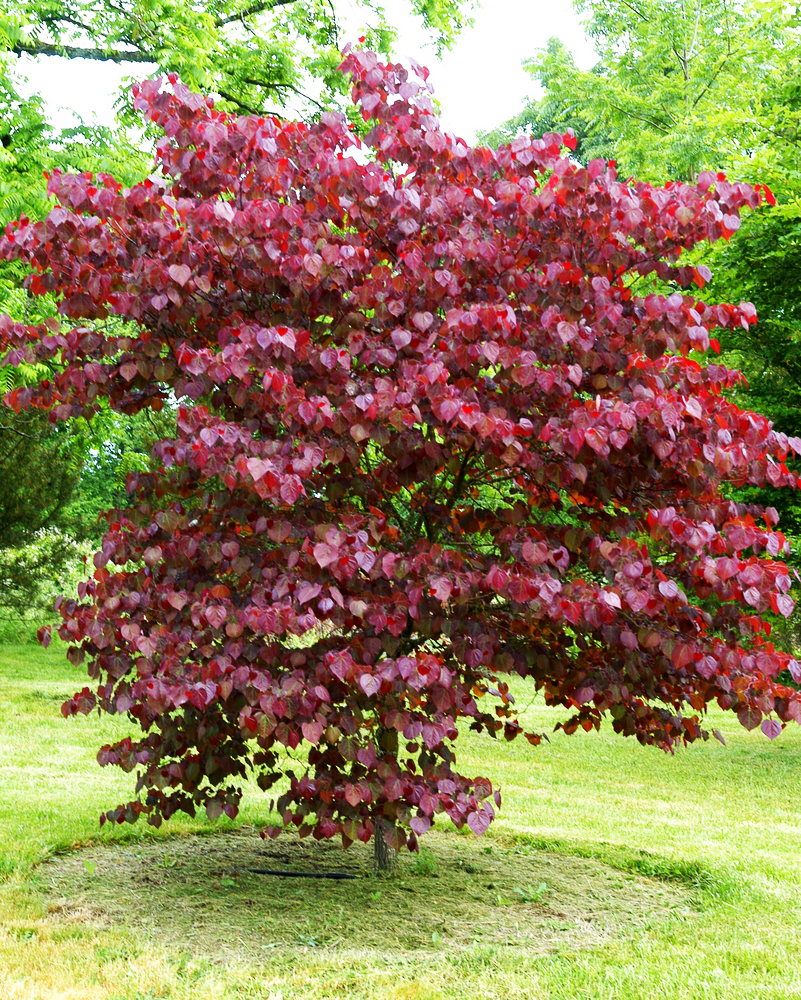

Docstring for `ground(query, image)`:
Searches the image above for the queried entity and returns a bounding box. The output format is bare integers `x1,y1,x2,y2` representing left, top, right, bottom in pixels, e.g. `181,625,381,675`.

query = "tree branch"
446,444,476,512
691,50,741,109
216,87,285,118
12,40,155,64
215,0,297,26
238,76,327,112
602,100,671,134
616,0,650,22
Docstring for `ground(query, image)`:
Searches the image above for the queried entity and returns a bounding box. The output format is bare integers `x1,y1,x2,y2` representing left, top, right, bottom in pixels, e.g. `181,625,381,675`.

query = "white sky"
15,1,597,143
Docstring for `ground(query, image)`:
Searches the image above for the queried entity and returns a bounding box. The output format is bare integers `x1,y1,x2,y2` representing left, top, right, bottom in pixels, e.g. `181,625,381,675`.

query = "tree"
2,0,473,120
2,50,800,866
503,0,799,187
0,400,83,635
0,404,77,547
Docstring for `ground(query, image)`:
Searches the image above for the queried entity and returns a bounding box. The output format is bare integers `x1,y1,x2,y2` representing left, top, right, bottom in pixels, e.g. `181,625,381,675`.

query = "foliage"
0,404,79,547
0,62,149,329
1,0,473,121
0,378,88,638
0,527,89,641
61,404,179,544
501,0,800,188
2,50,801,855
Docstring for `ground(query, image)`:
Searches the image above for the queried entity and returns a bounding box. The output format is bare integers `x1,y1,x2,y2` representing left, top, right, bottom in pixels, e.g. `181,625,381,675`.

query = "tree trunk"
373,724,398,873
373,821,398,874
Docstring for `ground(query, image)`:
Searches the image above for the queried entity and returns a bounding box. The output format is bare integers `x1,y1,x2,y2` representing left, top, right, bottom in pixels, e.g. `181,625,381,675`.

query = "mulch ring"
38,826,691,961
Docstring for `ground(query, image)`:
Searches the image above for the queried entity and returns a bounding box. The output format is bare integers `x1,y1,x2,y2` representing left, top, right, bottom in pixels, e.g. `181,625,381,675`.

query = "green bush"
0,528,90,642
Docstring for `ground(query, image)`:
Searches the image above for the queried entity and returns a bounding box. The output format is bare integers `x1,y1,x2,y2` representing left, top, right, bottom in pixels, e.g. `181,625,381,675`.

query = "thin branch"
691,50,741,109
326,0,340,49
616,0,650,21
39,13,93,34
687,0,702,63
239,76,327,112
216,87,284,118
0,423,41,440
602,100,671,134
215,0,297,26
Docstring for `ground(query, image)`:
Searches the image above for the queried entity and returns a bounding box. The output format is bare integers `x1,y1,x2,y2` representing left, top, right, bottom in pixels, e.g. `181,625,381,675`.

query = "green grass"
3,642,801,999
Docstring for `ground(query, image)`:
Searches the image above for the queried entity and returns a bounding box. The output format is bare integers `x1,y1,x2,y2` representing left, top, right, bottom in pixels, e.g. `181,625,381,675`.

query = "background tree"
496,0,798,187
0,71,151,635
1,0,473,120
3,51,800,866
0,376,84,638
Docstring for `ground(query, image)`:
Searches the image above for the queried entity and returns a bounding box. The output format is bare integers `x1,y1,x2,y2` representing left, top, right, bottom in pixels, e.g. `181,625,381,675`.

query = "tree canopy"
2,49,800,855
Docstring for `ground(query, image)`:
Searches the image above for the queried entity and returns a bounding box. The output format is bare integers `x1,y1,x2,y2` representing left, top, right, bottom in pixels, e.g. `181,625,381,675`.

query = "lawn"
2,641,801,1000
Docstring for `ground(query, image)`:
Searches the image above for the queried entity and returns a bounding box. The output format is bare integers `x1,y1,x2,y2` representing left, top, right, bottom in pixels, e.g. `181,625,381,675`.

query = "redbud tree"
2,49,800,857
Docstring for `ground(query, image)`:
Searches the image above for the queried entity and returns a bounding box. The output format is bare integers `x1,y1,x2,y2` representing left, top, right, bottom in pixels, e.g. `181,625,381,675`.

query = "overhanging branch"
12,39,155,64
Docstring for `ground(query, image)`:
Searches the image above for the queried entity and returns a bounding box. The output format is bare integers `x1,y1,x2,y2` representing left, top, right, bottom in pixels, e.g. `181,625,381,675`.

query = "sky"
15,1,597,143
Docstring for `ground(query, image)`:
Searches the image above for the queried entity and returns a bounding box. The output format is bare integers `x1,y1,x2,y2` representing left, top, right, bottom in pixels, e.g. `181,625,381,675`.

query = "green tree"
496,1,799,188
0,378,84,638
0,405,76,548
1,0,473,120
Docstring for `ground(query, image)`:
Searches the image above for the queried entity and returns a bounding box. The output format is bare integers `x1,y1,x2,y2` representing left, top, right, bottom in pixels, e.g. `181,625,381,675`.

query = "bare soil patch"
38,827,689,962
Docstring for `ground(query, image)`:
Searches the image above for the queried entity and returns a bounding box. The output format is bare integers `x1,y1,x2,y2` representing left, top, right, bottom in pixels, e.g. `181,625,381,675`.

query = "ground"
38,827,688,960
4,643,801,1000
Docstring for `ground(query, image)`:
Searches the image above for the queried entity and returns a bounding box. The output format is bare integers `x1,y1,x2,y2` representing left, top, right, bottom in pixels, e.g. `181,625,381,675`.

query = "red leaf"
168,264,192,287
672,643,694,670
738,706,762,731
359,672,381,697
467,806,492,836
761,719,782,741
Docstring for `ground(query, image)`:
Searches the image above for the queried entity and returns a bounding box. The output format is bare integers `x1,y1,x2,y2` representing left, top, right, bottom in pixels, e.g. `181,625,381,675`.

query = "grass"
3,642,801,998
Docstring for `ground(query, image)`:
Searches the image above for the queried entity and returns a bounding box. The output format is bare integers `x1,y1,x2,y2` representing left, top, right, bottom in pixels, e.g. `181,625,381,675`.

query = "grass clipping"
39,828,688,961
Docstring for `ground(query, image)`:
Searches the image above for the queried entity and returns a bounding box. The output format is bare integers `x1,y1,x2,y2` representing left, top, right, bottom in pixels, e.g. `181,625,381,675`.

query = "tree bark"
373,725,398,873
373,821,397,874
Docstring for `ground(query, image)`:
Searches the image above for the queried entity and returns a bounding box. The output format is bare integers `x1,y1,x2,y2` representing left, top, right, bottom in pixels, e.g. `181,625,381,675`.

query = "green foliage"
1,0,475,120
412,845,437,875
0,527,89,641
0,408,80,548
498,1,800,187
62,404,178,544
706,211,801,441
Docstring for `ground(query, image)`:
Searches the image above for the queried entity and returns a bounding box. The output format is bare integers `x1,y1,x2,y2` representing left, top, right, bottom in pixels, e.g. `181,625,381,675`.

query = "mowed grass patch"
37,826,686,958
2,643,801,998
